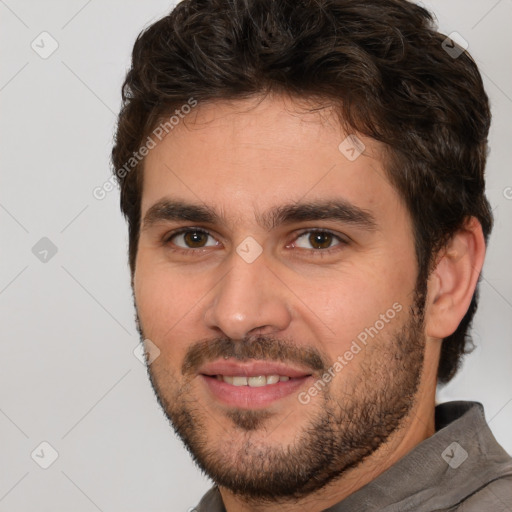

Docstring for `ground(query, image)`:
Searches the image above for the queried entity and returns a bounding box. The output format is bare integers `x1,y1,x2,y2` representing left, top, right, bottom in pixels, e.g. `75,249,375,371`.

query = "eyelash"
163,227,348,256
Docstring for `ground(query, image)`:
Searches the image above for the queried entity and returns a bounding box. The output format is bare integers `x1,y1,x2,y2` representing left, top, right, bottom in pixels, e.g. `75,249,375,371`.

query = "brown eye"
293,230,342,250
308,231,334,249
169,229,218,249
183,231,208,248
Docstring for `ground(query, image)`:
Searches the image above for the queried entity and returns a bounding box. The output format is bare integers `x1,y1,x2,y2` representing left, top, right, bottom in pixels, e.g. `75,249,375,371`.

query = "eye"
167,229,219,249
292,230,345,250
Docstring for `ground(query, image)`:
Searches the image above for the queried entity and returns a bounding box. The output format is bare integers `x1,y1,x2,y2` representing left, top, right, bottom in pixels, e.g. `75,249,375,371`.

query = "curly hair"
112,0,493,384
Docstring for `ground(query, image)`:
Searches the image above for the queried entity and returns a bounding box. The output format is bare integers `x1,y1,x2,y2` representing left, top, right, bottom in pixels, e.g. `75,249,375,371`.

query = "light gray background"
1,1,511,511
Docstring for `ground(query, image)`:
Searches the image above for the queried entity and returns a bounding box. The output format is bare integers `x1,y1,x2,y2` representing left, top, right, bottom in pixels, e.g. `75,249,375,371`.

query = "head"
112,0,492,501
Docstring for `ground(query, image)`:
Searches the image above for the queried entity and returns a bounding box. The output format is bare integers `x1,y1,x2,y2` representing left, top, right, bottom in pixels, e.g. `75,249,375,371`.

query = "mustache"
182,335,329,377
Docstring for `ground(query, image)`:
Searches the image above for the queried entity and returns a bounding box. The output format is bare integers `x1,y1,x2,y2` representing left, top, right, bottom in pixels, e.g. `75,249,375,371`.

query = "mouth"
198,359,314,409
213,374,291,386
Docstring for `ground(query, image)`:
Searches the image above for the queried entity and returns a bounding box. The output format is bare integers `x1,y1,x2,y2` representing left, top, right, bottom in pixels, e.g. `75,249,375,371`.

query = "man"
112,0,512,510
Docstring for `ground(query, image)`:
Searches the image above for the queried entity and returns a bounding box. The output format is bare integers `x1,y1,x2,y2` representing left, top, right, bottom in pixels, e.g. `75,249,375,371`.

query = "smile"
198,359,314,408
214,375,290,386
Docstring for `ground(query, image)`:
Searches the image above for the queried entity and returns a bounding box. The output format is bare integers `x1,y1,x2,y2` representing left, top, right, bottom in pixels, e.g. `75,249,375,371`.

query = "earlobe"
425,217,486,339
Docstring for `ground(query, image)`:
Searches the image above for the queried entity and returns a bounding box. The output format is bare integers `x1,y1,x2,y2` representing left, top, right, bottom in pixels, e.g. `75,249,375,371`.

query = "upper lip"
198,359,313,378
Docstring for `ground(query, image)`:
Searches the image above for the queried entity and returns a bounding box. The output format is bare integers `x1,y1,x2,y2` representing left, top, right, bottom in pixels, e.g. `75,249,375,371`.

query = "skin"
133,93,486,512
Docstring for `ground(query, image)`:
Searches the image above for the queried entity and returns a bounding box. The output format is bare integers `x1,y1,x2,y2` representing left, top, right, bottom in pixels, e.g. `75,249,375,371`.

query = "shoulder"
446,473,512,511
193,486,225,512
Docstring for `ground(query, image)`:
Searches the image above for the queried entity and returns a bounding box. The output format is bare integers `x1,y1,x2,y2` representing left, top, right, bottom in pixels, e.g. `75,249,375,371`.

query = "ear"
425,217,486,339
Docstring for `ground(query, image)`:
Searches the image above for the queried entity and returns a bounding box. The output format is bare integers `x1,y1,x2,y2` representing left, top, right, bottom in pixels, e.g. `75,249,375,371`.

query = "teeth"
248,376,267,387
218,374,288,386
232,376,248,386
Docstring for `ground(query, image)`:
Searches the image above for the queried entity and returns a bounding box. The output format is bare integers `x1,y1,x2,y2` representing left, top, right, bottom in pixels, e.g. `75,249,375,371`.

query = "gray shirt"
194,401,512,511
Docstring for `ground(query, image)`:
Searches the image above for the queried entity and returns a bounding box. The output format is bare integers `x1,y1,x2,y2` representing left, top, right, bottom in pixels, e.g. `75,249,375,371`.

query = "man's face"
134,95,426,498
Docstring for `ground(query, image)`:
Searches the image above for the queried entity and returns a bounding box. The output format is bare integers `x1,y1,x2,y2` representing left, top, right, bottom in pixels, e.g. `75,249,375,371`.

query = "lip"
199,359,313,379
198,358,314,409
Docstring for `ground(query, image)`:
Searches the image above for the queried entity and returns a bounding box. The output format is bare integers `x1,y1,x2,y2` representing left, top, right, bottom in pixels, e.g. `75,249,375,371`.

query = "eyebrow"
142,198,378,232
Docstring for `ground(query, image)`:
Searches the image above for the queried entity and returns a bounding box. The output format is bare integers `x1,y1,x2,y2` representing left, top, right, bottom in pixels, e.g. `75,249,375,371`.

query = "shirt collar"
325,401,512,511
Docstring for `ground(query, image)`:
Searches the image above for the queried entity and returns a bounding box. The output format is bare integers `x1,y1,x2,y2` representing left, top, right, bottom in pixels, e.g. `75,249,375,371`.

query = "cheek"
302,258,415,354
133,254,202,348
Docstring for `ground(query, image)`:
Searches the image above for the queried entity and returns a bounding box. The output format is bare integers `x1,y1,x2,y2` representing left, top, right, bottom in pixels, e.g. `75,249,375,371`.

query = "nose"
203,249,292,340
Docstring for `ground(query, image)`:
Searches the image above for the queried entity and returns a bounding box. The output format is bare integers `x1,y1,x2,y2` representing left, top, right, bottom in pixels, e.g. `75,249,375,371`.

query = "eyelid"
163,227,221,253
163,226,212,244
297,227,348,239
289,228,349,247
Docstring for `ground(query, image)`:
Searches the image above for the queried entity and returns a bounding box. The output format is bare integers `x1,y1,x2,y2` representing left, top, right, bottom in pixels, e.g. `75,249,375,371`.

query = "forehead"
141,94,403,227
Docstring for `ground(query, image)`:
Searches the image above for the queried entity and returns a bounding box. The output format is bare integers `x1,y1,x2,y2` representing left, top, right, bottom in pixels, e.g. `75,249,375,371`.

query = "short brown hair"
112,0,493,384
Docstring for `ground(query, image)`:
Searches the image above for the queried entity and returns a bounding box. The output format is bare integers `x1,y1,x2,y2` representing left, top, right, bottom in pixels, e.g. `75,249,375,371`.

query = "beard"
137,290,426,502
